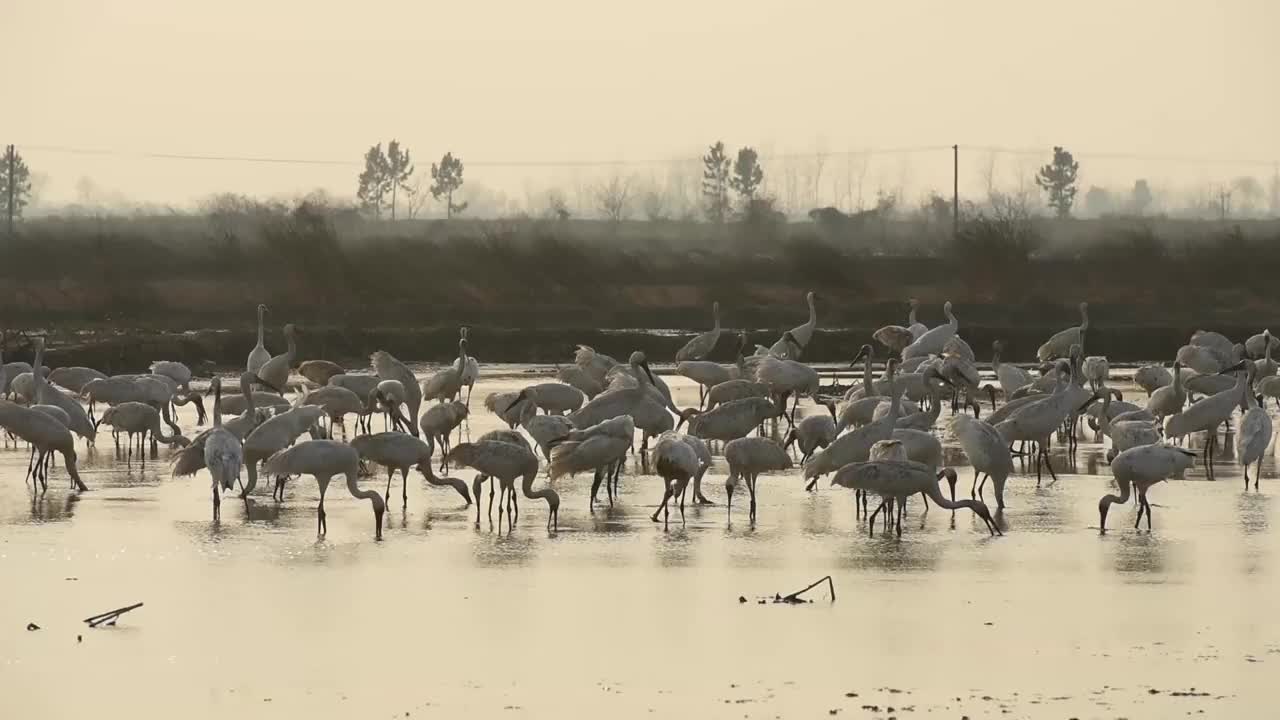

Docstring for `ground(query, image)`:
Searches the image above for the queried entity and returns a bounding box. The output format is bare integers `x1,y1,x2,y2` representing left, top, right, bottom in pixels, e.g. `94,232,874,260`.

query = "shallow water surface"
2,365,1278,718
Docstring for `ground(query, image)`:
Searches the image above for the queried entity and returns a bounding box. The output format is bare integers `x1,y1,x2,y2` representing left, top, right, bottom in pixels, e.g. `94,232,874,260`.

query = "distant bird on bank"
675,301,722,362
1037,302,1089,361
902,301,957,359
769,291,816,360
255,323,298,394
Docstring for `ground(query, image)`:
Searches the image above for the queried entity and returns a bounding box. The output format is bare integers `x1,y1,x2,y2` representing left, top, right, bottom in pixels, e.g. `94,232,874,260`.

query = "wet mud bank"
7,323,1258,374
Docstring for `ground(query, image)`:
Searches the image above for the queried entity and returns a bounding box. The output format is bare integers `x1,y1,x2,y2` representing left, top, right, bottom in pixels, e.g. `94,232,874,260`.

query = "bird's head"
675,407,701,431
782,428,797,450
971,498,1000,536
850,344,872,367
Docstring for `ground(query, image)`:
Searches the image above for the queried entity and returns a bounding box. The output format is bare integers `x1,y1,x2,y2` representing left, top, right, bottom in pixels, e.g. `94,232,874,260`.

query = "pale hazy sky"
6,0,1279,210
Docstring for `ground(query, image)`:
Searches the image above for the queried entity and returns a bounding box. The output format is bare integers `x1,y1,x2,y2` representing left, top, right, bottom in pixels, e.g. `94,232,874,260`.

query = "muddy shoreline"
6,323,1256,374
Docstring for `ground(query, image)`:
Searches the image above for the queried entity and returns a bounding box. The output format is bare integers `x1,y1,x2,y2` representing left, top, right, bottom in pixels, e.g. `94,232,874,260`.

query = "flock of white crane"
0,294,1274,540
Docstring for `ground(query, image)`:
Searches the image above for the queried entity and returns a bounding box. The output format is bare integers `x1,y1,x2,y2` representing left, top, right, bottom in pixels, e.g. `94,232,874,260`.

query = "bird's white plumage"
903,301,957,359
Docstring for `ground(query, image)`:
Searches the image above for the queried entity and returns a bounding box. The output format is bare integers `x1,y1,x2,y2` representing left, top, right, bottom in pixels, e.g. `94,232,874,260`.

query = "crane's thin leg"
868,499,884,538
1207,433,1216,480
1043,439,1058,483
401,468,409,507
678,482,687,525
1255,459,1262,490
317,486,328,535
589,468,602,509
651,484,670,524
385,468,394,505
495,486,503,533
488,483,496,527
970,468,980,499
747,473,758,523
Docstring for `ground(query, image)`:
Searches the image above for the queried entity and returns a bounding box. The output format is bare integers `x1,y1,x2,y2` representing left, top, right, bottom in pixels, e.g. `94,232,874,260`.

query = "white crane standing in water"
551,414,635,509
0,347,87,492
902,301,957,359
1037,302,1089,361
255,323,297,394
449,439,559,532
265,439,386,539
831,459,998,538
454,327,481,408
350,431,472,509
1164,360,1249,479
238,404,326,502
949,413,1013,510
372,350,422,438
769,291,817,359
650,431,703,527
724,436,792,523
675,301,722,362
202,376,243,521
422,335,470,405
1099,444,1196,532
247,304,271,374
872,299,923,356
1235,364,1272,490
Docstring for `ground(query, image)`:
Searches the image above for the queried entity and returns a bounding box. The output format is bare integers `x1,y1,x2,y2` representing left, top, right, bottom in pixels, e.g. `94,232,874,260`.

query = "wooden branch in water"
781,575,835,604
83,602,144,627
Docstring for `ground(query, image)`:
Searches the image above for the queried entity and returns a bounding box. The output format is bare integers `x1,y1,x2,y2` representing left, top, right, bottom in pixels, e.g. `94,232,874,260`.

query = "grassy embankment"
2,207,1278,367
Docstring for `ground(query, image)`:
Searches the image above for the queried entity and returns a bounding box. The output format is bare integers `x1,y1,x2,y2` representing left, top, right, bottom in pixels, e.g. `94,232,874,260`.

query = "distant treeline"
3,202,1279,341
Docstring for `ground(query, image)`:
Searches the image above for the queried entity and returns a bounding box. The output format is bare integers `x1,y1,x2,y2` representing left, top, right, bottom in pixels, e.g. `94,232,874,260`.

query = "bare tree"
404,174,430,219
594,175,633,223
665,160,697,220
1231,176,1264,215
640,177,668,221
545,189,571,220
805,142,829,208
781,158,799,216
978,150,998,202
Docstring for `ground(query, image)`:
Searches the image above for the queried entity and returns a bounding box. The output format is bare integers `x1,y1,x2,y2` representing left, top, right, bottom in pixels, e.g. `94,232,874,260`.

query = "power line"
960,144,1277,168
17,142,957,169
16,141,1277,170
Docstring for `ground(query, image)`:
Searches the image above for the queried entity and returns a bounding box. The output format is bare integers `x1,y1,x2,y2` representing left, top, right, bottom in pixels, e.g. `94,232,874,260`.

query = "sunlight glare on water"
2,364,1278,718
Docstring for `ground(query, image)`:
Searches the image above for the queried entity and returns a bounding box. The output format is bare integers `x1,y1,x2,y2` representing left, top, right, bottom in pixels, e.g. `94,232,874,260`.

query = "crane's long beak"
641,360,656,386
1217,360,1248,375
504,388,530,415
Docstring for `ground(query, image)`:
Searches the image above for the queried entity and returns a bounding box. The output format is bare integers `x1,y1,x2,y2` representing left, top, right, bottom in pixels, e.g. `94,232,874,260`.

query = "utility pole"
952,144,959,239
5,145,14,238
